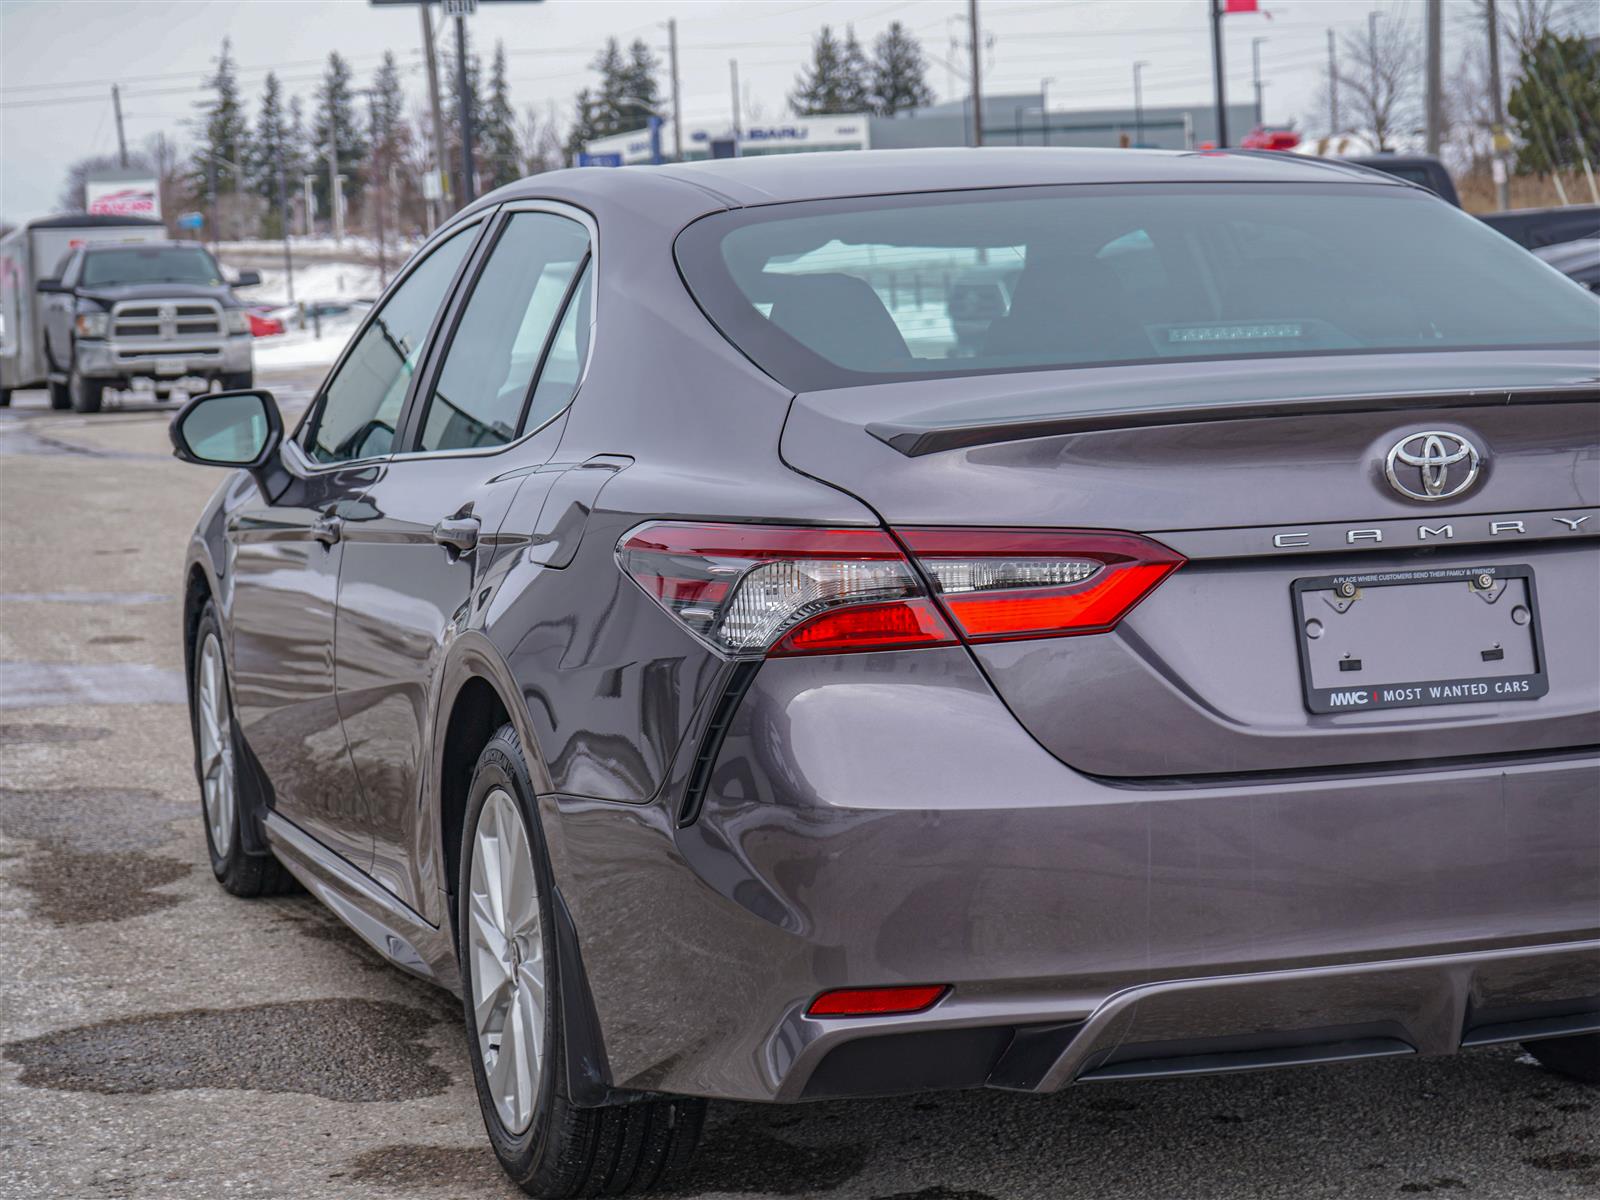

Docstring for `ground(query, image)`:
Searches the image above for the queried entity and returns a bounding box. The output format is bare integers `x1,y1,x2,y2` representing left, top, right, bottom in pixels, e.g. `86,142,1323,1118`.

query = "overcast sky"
0,0,1520,223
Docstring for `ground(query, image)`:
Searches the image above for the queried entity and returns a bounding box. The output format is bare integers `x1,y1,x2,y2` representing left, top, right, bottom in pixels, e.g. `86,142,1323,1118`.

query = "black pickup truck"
1341,154,1600,252
35,241,259,412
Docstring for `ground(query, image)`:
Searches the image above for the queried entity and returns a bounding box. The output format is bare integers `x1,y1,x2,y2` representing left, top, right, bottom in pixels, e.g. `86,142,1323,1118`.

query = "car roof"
488,147,1405,212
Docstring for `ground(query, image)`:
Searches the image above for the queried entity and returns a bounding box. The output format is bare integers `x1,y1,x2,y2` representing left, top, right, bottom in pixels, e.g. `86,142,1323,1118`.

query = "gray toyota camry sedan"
170,149,1600,1196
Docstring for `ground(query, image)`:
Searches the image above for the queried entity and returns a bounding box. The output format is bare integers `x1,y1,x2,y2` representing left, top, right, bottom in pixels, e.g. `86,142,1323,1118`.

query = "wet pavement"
2,366,1598,1199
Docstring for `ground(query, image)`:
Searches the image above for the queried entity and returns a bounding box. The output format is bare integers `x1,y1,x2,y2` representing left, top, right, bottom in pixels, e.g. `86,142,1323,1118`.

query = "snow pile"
253,310,364,371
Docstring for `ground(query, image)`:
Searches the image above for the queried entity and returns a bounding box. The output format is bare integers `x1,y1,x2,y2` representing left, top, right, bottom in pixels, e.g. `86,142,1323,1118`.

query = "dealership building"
580,93,1261,165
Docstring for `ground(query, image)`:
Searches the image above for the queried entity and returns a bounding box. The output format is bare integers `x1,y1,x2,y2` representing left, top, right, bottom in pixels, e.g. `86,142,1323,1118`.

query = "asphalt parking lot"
1,365,1597,1200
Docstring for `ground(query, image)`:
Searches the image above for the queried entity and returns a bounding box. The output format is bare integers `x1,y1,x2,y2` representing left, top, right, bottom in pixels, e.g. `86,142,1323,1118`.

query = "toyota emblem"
1384,431,1482,502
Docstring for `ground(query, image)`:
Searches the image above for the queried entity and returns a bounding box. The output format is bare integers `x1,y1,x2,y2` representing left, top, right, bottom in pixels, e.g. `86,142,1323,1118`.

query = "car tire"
220,372,254,392
69,367,104,414
191,602,299,898
47,378,71,410
459,724,705,1197
1524,1034,1600,1084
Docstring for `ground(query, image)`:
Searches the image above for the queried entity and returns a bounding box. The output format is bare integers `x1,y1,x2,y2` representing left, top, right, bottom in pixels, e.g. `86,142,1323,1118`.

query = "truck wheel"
69,368,104,414
47,379,71,410
220,372,254,392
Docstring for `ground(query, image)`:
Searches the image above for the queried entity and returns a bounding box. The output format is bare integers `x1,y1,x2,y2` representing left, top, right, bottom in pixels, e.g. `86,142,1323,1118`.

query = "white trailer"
0,214,165,404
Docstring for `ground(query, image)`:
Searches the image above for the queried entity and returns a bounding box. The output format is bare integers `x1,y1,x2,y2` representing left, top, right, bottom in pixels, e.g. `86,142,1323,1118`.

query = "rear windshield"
82,246,223,287
675,182,1600,390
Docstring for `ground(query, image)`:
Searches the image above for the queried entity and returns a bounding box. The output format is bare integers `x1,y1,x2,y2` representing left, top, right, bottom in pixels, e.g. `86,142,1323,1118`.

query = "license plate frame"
1291,564,1548,715
155,356,187,377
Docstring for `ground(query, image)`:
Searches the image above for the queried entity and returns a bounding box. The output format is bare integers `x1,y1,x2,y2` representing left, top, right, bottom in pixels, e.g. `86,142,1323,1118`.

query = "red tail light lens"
808,985,949,1017
897,528,1185,641
618,522,957,658
619,523,1182,657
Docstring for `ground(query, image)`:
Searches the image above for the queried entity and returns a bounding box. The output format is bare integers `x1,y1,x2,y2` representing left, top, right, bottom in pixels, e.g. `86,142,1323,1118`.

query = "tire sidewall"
191,603,239,877
458,732,564,1174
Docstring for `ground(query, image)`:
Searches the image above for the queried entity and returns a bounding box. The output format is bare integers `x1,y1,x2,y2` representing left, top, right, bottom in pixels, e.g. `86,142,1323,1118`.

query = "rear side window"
676,183,1600,391
415,212,589,453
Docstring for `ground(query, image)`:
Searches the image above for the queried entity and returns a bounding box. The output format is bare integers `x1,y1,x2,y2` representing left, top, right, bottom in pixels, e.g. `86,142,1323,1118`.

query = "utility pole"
1425,0,1443,154
112,84,128,168
275,154,295,306
302,173,316,237
455,11,476,203
1327,29,1339,137
420,1,450,218
207,157,218,252
667,18,683,162
1369,11,1381,148
1486,0,1509,210
729,58,741,141
968,0,984,146
1209,0,1228,147
1133,61,1147,147
326,139,341,244
1252,38,1267,130
1040,77,1049,144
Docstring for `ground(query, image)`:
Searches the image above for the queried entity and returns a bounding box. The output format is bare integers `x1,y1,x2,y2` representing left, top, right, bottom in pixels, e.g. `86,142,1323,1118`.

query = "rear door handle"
432,516,480,555
311,515,343,546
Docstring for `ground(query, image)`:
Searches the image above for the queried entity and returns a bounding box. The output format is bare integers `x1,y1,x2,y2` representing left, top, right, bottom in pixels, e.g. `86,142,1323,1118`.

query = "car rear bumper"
538,647,1600,1103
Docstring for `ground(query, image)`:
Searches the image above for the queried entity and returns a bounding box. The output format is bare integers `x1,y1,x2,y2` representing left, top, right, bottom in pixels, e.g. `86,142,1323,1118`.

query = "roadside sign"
177,212,205,230
442,0,475,13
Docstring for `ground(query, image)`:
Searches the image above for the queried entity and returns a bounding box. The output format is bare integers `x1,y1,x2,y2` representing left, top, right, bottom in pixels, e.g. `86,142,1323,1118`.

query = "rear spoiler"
866,383,1600,458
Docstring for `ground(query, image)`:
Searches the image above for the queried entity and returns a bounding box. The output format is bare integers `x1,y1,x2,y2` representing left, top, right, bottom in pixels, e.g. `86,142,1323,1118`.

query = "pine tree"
838,27,872,112
869,22,935,116
791,26,866,116
192,38,251,196
480,40,521,190
565,85,598,163
249,72,292,224
311,50,368,219
620,37,662,129
368,50,407,158
1507,33,1600,175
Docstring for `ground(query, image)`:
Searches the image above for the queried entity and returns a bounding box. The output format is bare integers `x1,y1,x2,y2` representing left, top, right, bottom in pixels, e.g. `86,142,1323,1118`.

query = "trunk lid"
780,351,1600,777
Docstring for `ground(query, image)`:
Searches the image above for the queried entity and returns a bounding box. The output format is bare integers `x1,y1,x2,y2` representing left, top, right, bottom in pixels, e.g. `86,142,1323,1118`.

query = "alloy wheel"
196,632,235,858
468,786,546,1135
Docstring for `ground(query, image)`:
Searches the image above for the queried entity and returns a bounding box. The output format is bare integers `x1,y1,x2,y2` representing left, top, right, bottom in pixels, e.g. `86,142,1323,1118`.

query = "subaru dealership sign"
583,114,870,166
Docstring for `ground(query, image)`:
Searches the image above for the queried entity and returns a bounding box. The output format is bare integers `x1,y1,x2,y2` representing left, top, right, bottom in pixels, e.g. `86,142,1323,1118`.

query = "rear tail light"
619,522,1182,657
899,528,1184,641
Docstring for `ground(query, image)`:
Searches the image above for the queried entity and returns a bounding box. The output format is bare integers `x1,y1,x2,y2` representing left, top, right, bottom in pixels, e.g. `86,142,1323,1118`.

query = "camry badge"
1384,431,1481,502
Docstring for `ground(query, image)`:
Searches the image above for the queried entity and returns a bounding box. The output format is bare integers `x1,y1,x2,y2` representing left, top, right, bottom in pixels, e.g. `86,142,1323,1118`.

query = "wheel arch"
434,635,618,1106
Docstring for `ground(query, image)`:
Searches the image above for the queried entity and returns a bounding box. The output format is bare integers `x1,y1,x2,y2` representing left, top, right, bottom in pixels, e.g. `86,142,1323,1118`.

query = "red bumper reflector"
807,985,950,1018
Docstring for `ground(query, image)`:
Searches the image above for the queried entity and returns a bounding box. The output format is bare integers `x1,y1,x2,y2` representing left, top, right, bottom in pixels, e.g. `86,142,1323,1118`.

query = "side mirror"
36,278,67,294
233,269,262,288
170,389,289,502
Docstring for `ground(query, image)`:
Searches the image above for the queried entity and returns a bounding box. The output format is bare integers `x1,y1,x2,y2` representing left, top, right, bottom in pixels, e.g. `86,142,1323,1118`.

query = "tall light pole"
1327,29,1339,138
729,59,741,141
1425,0,1443,154
1208,0,1229,147
1486,0,1509,210
968,0,984,147
1040,77,1049,145
1368,10,1381,148
667,18,683,162
1252,38,1267,129
419,1,450,220
1133,61,1148,148
455,11,476,203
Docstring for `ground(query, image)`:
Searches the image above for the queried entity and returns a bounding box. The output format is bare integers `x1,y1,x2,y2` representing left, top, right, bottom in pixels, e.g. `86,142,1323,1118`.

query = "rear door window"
414,212,589,454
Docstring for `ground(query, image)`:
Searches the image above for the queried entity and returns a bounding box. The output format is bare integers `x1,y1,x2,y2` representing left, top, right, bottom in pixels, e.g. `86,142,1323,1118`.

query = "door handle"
311,515,343,546
432,516,480,555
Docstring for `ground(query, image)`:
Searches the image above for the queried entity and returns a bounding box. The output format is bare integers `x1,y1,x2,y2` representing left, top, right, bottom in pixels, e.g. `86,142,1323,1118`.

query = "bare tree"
57,151,152,213
1474,0,1596,54
1327,15,1424,152
517,102,565,175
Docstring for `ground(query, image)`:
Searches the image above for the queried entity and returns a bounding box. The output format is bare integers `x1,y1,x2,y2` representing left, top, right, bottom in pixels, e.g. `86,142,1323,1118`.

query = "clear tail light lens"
618,522,958,657
619,523,1183,656
898,528,1185,641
